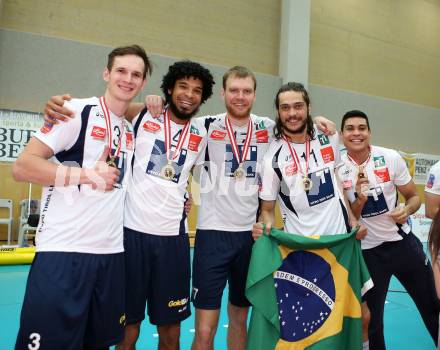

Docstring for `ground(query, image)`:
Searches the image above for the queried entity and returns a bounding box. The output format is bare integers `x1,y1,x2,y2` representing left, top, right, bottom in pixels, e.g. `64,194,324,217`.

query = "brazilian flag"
246,228,373,350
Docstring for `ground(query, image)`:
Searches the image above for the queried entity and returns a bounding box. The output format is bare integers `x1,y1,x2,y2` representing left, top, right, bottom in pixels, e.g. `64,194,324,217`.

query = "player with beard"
255,82,355,238
41,60,215,350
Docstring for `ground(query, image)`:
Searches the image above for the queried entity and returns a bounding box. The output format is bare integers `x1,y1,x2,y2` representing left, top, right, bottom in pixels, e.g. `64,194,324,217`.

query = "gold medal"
106,157,116,168
234,166,246,180
161,163,175,180
225,116,253,181
162,109,189,181
99,96,125,169
302,176,313,191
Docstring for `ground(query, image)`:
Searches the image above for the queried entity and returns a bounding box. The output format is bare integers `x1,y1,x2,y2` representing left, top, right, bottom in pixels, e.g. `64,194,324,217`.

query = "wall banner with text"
0,109,42,162
400,152,440,185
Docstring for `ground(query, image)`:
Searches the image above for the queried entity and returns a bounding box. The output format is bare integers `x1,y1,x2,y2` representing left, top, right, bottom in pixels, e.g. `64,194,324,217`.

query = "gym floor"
0,252,436,349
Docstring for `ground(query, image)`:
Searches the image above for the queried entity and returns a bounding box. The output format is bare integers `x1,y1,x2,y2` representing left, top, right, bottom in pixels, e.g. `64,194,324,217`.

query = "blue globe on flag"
275,250,336,342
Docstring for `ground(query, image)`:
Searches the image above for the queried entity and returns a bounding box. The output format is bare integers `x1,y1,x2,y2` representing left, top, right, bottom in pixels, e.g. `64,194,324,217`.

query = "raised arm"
43,94,143,124
125,102,145,121
313,116,336,135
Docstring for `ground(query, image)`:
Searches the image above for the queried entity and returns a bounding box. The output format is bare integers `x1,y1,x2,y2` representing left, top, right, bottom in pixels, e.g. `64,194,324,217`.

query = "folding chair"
17,184,40,247
0,199,13,244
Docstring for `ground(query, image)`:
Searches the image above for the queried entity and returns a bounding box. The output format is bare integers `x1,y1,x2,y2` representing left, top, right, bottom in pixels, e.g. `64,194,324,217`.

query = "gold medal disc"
302,177,313,191
234,167,246,180
161,164,175,180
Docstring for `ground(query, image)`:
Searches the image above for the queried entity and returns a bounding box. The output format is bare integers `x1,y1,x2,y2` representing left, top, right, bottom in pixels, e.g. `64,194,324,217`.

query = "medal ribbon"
163,109,190,162
99,96,125,160
346,148,371,173
225,115,253,168
283,136,310,178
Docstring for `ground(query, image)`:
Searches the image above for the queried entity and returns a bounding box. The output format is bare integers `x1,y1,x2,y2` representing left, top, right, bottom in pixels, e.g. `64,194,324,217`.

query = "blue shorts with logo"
191,229,253,309
124,226,191,326
15,251,125,350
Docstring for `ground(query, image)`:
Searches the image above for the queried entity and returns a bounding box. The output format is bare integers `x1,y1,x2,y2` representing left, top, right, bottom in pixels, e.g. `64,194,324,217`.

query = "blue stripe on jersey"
338,198,351,233
133,108,148,138
203,117,217,169
55,104,93,166
273,146,299,218
131,108,149,171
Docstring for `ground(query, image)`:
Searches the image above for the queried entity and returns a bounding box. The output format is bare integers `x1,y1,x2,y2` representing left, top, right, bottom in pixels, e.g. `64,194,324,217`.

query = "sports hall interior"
0,1,439,349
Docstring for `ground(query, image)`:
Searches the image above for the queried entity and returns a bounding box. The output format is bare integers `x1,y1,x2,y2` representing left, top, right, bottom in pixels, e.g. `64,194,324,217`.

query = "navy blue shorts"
191,229,253,309
124,227,191,326
15,251,125,350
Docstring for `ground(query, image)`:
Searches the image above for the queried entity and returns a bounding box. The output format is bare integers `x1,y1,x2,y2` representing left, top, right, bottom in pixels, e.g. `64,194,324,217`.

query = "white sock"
363,340,369,350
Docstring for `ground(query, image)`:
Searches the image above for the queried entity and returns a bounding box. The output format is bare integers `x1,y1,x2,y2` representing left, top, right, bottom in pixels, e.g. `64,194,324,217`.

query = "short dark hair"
107,45,152,79
340,110,370,131
222,66,257,90
161,60,215,105
273,82,314,140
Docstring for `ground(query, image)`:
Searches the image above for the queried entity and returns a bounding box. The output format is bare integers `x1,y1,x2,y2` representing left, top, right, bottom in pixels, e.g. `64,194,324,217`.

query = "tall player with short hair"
13,45,150,350
338,110,439,349
190,66,276,350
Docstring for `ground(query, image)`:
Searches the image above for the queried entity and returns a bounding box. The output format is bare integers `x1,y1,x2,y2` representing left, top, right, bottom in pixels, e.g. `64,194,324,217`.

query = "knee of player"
195,324,217,344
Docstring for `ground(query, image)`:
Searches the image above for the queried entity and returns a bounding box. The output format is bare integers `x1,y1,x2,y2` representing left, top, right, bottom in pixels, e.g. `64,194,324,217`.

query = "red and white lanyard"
346,148,371,172
163,109,190,163
283,136,310,178
225,115,253,167
99,96,125,159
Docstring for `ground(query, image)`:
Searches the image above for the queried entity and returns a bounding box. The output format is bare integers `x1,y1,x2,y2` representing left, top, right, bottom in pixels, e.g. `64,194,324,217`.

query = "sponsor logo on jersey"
126,132,133,150
143,120,161,133
40,122,54,134
255,129,269,143
210,129,227,140
318,134,330,146
190,125,200,135
255,120,266,130
342,180,352,189
373,156,386,168
374,167,390,183
168,298,188,308
90,126,106,139
427,174,435,189
188,133,203,151
320,146,334,163
284,162,298,176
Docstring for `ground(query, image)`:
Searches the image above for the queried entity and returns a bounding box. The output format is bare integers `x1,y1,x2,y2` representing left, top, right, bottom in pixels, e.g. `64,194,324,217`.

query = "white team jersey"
338,145,412,249
124,109,207,236
196,113,275,232
260,128,348,237
33,97,134,254
425,160,440,195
